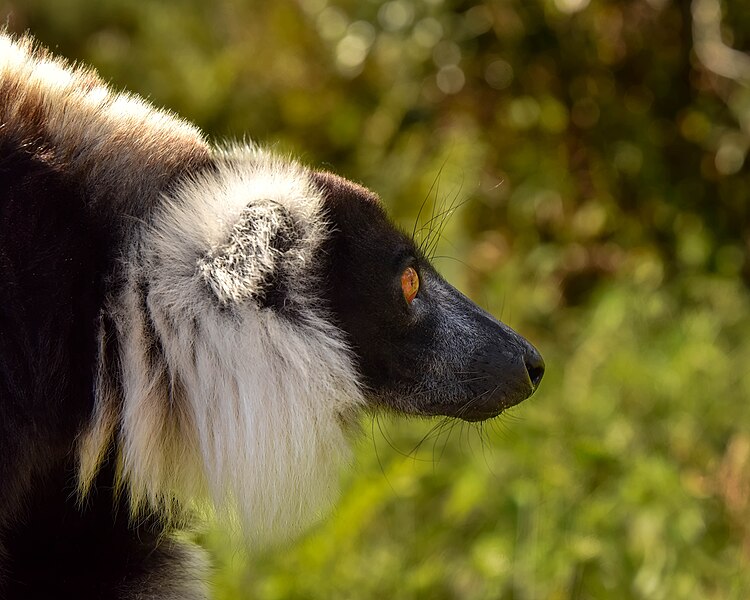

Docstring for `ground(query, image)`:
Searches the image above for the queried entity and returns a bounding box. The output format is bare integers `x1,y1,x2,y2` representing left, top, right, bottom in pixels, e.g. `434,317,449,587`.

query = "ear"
197,199,300,307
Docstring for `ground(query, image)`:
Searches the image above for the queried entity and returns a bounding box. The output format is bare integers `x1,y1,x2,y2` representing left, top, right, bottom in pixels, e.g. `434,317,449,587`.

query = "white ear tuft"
197,200,299,306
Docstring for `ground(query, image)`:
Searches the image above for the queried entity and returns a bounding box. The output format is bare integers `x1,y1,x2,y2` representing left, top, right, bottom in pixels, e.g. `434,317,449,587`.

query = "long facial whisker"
412,192,470,247
477,422,500,478
412,160,448,244
409,416,453,460
373,413,420,462
433,418,459,465
370,414,390,485
424,182,467,260
451,384,500,422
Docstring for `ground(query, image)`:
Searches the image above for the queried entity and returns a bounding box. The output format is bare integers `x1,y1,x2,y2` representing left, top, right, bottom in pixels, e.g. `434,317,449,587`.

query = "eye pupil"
401,267,419,304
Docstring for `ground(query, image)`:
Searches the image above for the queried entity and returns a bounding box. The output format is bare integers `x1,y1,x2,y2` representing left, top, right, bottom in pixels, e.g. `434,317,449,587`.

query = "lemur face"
314,172,544,422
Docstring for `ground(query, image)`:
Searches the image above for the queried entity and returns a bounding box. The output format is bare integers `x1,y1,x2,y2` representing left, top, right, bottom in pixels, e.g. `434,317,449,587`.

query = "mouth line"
454,408,505,423
410,384,535,422
363,375,537,423
408,401,505,422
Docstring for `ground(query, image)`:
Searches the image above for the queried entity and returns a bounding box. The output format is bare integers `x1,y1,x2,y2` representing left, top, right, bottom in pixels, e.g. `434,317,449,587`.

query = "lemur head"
314,171,544,422
92,152,543,544
191,165,544,422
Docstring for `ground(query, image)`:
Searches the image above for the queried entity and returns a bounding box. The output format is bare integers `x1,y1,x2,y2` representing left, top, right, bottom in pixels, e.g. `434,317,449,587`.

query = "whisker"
411,162,446,243
374,413,421,462
370,414,392,490
477,422,500,478
416,194,470,244
433,418,458,466
424,186,467,260
409,416,452,459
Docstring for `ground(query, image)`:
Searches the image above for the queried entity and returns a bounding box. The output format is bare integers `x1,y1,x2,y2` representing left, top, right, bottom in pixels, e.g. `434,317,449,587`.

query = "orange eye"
401,267,419,304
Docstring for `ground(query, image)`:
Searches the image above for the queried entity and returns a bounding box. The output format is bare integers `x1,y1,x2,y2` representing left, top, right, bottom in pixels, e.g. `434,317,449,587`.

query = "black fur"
0,140,188,597
2,459,202,599
0,141,100,518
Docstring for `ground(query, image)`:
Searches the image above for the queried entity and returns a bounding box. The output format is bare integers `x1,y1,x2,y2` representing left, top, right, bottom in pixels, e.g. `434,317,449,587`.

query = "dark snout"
441,291,545,422
455,330,544,421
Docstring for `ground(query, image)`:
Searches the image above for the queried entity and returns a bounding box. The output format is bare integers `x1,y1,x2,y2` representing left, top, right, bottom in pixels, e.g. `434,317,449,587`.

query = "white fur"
115,151,364,543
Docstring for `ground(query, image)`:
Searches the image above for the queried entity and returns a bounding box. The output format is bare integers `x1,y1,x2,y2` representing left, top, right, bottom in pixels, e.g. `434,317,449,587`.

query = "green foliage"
6,0,749,597
204,276,750,599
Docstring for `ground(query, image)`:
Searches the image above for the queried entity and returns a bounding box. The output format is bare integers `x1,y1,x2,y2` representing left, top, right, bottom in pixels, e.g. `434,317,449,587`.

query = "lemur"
0,33,544,599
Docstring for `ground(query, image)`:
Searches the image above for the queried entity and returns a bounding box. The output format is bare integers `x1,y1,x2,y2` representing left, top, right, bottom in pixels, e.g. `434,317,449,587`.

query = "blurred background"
4,0,750,597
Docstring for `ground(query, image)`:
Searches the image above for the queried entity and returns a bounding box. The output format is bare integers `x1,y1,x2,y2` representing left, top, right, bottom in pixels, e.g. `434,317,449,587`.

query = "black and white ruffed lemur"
0,32,544,599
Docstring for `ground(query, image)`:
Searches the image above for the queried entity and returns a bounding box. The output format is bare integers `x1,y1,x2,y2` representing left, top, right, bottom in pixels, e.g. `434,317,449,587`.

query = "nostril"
524,348,545,390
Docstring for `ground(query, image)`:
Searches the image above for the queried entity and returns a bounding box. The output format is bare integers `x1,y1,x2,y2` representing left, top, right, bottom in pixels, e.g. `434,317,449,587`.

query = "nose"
524,345,545,391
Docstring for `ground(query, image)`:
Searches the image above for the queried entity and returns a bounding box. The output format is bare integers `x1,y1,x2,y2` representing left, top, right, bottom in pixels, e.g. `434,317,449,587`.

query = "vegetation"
6,0,750,597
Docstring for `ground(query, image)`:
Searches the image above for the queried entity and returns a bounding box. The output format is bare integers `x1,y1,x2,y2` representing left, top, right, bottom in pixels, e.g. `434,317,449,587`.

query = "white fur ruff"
112,153,364,543
1,32,364,545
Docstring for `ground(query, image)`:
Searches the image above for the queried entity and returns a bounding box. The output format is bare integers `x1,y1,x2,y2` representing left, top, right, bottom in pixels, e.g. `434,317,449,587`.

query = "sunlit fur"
0,34,209,223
